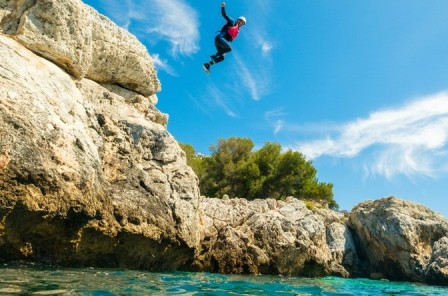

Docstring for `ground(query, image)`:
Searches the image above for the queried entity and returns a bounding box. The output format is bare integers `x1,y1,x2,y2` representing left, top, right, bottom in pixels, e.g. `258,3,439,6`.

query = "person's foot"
203,63,211,74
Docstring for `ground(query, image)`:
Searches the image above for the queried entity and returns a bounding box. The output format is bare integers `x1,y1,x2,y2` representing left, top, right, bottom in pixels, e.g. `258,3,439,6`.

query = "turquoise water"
0,263,447,295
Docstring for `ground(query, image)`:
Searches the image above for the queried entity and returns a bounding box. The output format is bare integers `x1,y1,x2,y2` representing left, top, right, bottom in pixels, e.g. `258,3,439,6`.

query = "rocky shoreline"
0,0,447,286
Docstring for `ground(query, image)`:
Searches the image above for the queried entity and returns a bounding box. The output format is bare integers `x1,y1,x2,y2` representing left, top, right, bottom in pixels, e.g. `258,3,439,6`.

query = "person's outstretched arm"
221,2,232,23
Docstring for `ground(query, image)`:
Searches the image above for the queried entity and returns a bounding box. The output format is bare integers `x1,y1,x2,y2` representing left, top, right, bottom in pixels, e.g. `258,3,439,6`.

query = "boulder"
350,196,448,284
1,0,160,96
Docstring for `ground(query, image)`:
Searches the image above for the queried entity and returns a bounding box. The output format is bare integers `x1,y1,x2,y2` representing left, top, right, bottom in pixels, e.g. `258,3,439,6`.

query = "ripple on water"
0,263,446,295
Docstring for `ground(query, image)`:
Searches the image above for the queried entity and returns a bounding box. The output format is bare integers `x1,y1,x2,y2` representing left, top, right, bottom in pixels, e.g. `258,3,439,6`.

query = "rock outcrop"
195,196,448,285
195,197,356,277
1,0,447,286
1,0,159,96
0,0,199,270
350,197,448,285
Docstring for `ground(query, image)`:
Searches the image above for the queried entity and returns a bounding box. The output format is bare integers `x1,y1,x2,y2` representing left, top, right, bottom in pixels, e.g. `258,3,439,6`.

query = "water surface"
0,263,447,295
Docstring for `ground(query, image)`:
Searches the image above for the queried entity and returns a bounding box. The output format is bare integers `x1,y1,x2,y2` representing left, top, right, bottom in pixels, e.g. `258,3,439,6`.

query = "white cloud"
146,0,200,56
253,33,274,57
151,53,177,76
273,120,284,135
244,0,275,58
208,85,237,118
94,0,199,57
234,55,259,100
233,53,270,101
261,41,273,56
295,92,448,178
265,109,286,134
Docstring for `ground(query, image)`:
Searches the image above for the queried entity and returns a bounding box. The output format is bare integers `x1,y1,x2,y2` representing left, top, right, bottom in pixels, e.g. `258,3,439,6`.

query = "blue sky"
83,0,448,217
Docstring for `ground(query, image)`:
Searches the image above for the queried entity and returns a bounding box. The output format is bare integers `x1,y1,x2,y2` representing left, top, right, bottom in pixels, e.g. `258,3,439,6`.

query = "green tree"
180,138,338,209
201,137,255,198
247,142,279,199
179,143,206,179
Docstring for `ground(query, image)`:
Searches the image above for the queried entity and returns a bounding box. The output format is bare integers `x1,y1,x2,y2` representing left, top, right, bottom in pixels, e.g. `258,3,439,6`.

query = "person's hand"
221,2,226,8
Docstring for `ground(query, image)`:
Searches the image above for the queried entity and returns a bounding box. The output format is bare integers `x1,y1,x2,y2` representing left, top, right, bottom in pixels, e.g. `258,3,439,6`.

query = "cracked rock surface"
0,15,199,269
1,0,159,96
195,196,356,277
350,197,448,285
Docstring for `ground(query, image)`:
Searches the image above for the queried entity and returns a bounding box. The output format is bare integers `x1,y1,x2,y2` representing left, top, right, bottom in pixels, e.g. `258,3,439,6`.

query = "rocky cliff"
0,0,447,286
0,0,200,270
194,196,357,277
350,197,448,285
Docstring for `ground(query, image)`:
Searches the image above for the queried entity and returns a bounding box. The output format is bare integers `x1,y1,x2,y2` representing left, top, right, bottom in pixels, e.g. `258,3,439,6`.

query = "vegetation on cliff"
181,137,338,209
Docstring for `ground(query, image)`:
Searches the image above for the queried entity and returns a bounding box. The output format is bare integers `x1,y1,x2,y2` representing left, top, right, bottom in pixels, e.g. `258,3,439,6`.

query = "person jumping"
203,2,247,74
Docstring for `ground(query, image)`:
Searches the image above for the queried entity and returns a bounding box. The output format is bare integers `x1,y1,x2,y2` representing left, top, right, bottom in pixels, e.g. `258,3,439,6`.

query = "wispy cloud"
233,53,270,101
295,92,448,178
151,53,177,76
244,0,275,58
253,32,274,57
261,41,274,56
187,93,212,118
207,85,238,118
93,0,200,57
265,109,286,134
146,0,200,57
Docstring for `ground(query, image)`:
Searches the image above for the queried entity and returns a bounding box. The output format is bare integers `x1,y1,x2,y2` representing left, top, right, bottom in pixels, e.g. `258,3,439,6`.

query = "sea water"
0,263,447,295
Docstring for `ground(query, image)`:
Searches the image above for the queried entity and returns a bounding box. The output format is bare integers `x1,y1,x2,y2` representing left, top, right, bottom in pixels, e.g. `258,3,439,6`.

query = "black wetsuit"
211,7,238,64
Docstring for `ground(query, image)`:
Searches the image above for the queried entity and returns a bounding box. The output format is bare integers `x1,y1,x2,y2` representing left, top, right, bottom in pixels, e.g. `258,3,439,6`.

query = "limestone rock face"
0,31,199,269
194,197,357,277
1,0,160,96
350,197,448,285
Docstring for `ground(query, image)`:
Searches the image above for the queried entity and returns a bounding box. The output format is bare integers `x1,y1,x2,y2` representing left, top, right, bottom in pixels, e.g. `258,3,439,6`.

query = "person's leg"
212,34,231,64
204,34,232,73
